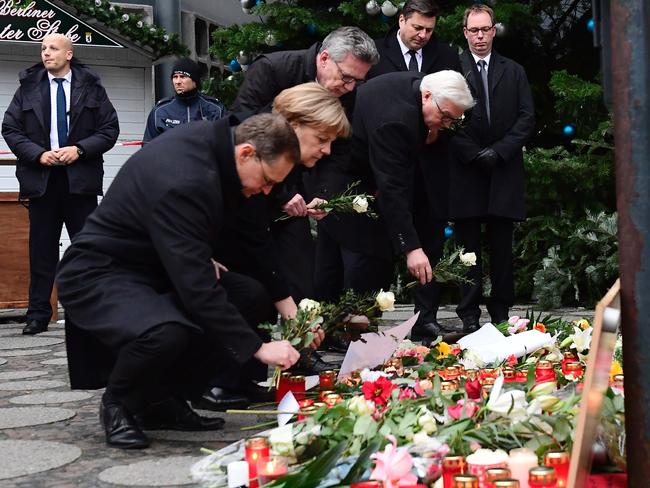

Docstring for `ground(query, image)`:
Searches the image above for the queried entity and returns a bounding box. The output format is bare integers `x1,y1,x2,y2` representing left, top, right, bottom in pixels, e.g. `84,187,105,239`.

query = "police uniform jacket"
142,92,225,142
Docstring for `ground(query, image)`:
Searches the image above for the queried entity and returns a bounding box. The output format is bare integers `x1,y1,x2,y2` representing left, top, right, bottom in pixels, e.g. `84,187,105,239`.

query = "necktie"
54,78,68,147
407,50,418,72
477,60,490,125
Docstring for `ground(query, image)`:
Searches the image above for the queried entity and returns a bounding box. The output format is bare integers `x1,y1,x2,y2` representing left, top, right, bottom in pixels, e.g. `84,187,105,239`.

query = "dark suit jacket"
348,72,430,256
56,118,263,388
449,50,535,220
367,27,462,222
368,27,461,77
2,58,119,199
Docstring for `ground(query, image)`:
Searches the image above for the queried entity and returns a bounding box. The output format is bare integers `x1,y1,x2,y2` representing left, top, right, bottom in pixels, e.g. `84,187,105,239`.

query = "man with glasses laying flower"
449,4,535,333
339,70,474,338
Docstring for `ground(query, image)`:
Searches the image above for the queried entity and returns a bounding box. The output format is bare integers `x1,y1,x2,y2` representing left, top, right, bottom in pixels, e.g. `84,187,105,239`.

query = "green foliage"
61,0,188,58
530,211,618,309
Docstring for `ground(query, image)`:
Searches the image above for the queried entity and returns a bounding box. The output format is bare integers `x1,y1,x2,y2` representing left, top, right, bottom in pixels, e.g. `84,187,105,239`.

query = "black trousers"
412,217,446,325
454,217,514,322
104,271,277,410
28,168,97,322
269,217,315,302
314,224,393,302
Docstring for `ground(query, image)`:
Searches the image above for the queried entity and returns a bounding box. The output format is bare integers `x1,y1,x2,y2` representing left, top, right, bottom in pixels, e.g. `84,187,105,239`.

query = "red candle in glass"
529,466,557,488
443,455,466,488
288,375,306,401
319,370,337,390
245,437,269,488
275,372,292,403
562,361,583,380
256,456,288,485
515,370,528,383
535,360,555,384
543,451,569,487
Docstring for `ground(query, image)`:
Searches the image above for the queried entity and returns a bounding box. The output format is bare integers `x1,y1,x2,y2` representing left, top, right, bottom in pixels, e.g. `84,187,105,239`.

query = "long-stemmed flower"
362,376,396,407
370,435,418,488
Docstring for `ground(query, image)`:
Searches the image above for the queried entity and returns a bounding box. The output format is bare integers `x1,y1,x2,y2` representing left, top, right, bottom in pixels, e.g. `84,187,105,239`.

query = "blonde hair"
272,82,351,138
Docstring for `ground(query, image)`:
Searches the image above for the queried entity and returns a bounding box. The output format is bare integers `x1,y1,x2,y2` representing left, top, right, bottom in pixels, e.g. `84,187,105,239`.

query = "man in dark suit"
345,71,474,328
450,4,535,330
2,34,119,336
56,113,305,449
362,0,463,340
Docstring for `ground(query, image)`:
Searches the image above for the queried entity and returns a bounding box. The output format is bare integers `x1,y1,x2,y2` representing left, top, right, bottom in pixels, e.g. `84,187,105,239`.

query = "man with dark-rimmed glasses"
450,3,535,333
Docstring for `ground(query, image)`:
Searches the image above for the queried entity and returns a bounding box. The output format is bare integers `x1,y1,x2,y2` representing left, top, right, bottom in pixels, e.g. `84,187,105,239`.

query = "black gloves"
473,147,502,172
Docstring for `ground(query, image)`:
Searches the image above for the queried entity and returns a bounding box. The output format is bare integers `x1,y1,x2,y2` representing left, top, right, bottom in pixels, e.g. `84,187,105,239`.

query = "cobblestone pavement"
0,305,594,487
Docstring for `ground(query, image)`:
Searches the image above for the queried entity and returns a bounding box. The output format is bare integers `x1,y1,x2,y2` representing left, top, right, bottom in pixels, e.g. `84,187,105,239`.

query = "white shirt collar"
470,52,492,67
396,30,422,57
47,69,72,83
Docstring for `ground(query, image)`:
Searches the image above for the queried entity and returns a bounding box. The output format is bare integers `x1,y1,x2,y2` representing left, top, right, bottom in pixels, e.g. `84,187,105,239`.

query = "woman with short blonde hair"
273,82,350,167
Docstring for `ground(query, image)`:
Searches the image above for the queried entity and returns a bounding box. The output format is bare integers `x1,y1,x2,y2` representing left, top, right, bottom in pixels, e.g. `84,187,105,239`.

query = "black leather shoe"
290,350,337,375
100,400,150,449
461,316,481,334
137,397,225,431
22,320,48,335
410,321,457,342
191,387,250,412
235,381,275,403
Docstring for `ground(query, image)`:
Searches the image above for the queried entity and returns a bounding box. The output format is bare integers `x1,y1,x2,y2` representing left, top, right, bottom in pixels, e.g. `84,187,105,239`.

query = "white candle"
227,461,250,488
508,448,538,488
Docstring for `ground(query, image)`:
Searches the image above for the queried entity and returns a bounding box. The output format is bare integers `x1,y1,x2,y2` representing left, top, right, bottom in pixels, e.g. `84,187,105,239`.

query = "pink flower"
469,441,482,452
370,435,418,488
447,399,480,420
398,387,417,400
507,316,530,335
506,355,518,366
414,379,432,396
464,378,482,400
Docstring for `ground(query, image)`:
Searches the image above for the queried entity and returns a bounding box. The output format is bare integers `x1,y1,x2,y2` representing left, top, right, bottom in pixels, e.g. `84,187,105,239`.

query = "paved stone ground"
0,304,593,487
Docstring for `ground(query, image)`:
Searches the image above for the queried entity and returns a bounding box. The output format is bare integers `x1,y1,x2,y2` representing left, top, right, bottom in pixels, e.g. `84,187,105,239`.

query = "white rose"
352,195,369,213
348,396,375,416
417,410,437,434
460,252,477,266
298,298,321,316
375,289,395,312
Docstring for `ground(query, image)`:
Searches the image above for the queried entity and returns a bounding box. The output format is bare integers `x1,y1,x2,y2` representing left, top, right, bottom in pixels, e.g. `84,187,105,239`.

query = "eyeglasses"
433,97,465,130
332,60,366,86
465,25,495,35
256,157,278,186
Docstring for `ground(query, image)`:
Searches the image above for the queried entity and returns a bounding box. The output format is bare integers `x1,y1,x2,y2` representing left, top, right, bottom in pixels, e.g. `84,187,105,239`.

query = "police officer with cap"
143,58,225,142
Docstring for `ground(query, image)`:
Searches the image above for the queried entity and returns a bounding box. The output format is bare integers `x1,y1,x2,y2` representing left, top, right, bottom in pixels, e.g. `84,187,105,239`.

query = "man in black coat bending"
346,70,474,325
56,113,304,449
450,4,535,330
365,0,463,340
2,34,119,335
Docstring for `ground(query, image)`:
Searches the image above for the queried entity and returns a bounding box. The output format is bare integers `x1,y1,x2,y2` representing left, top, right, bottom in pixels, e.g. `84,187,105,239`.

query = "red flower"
464,378,482,400
362,376,396,406
506,355,518,366
534,322,546,333
398,387,417,400
450,344,462,356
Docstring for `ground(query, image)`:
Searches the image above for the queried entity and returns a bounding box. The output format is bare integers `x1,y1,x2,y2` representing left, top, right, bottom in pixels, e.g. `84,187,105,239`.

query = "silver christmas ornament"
495,22,506,37
381,1,398,17
136,20,143,28
95,0,102,6
121,13,129,22
265,32,277,46
365,0,380,16
237,50,250,65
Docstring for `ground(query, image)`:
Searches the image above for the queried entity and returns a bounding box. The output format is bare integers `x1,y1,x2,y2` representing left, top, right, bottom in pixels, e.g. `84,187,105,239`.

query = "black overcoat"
343,72,430,257
449,50,535,220
2,58,119,199
56,118,263,388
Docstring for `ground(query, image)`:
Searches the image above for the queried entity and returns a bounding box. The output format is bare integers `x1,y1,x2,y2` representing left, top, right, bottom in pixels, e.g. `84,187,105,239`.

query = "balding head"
41,34,73,77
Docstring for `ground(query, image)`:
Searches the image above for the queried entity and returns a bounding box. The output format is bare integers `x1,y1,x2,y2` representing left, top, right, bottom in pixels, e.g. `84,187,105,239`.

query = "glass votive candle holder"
529,466,557,487
535,360,555,384
244,437,269,485
319,390,336,401
443,454,466,488
288,375,306,401
543,451,569,487
275,372,292,403
256,456,288,485
486,467,511,483
502,367,516,382
319,370,338,390
492,480,521,488
297,404,319,421
445,365,461,380
466,449,509,488
441,380,459,393
452,474,479,488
